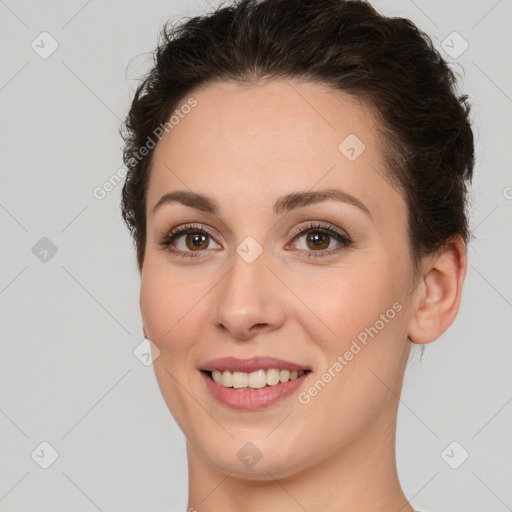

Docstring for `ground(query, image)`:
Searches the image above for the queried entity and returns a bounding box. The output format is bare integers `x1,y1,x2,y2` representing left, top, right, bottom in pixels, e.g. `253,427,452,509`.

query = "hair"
120,0,475,281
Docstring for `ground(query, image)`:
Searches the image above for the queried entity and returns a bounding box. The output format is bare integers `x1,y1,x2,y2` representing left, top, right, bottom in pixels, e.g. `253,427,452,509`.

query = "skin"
139,78,467,511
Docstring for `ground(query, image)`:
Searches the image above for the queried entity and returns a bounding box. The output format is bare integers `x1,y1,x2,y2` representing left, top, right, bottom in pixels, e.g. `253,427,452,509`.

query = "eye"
156,223,220,259
287,222,352,258
156,221,352,259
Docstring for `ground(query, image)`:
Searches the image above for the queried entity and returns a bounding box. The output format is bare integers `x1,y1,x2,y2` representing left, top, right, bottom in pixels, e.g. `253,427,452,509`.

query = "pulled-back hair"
120,0,475,275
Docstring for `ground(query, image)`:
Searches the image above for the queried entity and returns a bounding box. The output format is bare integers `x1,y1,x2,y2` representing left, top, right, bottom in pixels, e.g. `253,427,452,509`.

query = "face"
140,79,419,479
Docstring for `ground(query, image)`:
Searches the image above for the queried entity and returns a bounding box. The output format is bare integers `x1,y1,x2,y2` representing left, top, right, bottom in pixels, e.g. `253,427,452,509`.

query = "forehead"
147,79,403,225
155,78,382,161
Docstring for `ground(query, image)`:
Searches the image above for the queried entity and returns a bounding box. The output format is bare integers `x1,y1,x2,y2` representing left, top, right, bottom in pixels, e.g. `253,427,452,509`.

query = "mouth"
198,356,312,410
200,368,311,412
200,368,311,390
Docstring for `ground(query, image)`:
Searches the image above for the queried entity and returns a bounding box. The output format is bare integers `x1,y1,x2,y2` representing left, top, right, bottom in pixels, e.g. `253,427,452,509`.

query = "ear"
407,235,467,344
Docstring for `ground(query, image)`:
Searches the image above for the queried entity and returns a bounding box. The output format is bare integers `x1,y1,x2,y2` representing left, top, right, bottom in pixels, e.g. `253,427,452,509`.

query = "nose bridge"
213,244,285,337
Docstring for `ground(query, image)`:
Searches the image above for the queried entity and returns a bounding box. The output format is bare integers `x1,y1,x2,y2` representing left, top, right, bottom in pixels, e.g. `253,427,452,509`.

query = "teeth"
222,371,232,387
232,371,249,388
248,369,267,389
210,368,307,389
266,368,280,386
279,369,290,382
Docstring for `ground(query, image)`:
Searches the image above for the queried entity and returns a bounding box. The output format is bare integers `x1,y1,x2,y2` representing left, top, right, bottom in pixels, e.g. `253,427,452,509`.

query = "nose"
213,249,286,340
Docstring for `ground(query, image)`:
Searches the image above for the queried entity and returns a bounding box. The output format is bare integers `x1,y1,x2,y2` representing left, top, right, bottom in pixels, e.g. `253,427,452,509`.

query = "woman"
120,0,474,510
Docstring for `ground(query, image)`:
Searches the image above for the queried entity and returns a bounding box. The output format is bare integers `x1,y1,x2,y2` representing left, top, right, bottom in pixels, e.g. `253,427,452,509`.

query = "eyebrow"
151,188,372,219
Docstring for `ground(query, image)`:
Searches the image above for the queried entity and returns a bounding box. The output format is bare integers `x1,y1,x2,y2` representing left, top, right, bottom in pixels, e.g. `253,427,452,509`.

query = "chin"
194,433,314,481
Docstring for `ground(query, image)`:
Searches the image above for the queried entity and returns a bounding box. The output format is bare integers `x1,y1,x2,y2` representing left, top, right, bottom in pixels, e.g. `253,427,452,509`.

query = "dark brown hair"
120,0,475,276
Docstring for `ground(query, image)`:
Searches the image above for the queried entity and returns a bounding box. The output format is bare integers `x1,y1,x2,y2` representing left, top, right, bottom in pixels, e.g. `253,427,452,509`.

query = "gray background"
0,0,511,511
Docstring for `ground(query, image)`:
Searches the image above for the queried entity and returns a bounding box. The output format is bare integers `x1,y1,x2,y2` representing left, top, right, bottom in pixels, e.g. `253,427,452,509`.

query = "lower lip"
201,371,309,410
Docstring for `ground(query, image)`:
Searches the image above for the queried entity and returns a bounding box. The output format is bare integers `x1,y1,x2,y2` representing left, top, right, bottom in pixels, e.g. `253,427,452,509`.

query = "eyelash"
156,222,353,259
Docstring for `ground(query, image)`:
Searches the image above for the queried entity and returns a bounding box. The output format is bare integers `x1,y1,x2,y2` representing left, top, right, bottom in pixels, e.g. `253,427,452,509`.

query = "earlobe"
407,236,467,344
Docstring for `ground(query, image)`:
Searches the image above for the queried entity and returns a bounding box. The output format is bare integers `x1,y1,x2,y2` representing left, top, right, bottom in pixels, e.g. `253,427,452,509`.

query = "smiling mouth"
201,368,311,390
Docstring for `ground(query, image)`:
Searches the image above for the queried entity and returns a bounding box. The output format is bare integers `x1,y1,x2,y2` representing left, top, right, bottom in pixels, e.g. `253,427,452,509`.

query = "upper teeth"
212,369,306,389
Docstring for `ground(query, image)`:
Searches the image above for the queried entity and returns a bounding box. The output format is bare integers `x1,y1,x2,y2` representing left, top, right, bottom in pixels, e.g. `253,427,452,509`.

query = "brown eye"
183,232,209,251
290,222,352,258
305,231,330,251
157,223,221,258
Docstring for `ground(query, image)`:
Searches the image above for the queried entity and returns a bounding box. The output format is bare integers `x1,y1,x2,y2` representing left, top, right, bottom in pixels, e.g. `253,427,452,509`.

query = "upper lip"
200,356,311,373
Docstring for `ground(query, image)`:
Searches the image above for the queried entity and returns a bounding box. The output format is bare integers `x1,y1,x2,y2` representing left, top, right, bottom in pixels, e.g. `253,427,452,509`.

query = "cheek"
140,275,168,344
295,264,408,401
140,265,217,362
140,270,189,349
294,281,408,444
140,270,207,430
294,264,401,350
